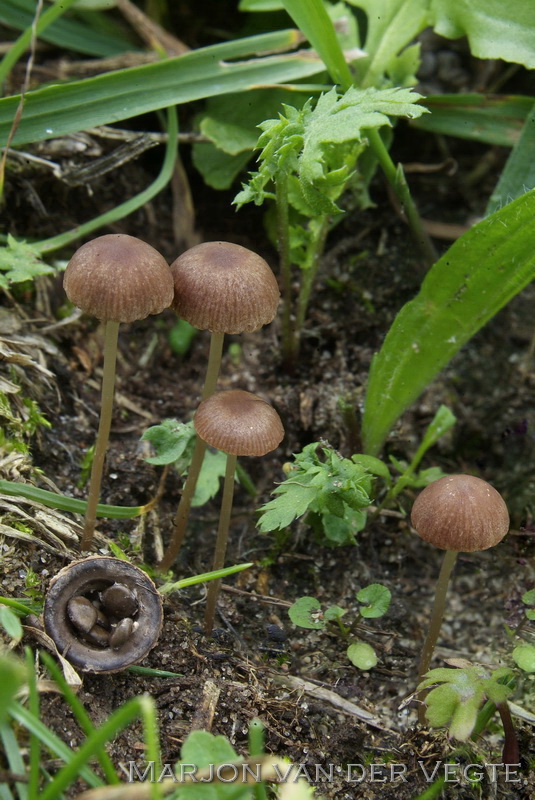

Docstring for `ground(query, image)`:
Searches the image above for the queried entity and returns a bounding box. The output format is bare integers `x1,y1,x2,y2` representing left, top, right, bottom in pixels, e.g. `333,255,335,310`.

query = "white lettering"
418,760,442,782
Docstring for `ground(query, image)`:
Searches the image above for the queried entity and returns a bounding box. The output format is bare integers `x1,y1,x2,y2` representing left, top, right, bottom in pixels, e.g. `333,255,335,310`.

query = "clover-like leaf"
357,583,391,618
288,597,325,630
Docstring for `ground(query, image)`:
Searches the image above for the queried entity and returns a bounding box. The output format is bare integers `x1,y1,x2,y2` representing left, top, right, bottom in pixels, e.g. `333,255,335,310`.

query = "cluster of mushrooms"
46,234,284,669
46,233,513,723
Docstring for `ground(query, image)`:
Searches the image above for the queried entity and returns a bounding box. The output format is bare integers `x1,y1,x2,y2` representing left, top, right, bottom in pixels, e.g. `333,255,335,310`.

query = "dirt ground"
1,12,534,800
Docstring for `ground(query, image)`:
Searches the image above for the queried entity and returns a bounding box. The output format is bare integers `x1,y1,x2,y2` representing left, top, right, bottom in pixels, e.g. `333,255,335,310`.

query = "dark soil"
1,13,534,800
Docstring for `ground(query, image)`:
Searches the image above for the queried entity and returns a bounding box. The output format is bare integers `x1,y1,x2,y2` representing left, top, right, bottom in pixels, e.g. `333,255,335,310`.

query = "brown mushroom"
411,474,510,721
64,234,173,550
159,242,280,572
194,389,284,634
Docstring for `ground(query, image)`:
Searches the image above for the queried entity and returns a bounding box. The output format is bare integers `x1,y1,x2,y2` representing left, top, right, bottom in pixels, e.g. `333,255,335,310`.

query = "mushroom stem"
204,452,237,635
81,320,120,551
417,548,458,723
202,331,225,400
158,331,225,572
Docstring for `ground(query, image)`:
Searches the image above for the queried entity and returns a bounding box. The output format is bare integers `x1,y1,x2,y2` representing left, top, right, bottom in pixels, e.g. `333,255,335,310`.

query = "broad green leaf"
0,607,23,642
347,0,429,87
430,0,535,69
141,420,194,466
178,731,252,800
356,583,391,618
424,683,459,727
362,188,535,456
288,596,324,629
486,100,535,216
512,644,535,673
413,94,534,147
346,641,377,669
324,605,346,621
0,30,324,148
192,450,228,507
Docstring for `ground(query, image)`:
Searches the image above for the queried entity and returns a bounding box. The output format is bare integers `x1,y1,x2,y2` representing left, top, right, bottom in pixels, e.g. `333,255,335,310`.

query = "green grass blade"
281,0,353,88
0,0,133,57
0,479,145,518
39,652,119,786
412,94,534,147
362,188,535,456
37,105,178,254
24,649,40,799
0,29,322,148
486,99,535,215
7,701,104,789
0,723,26,800
38,696,153,800
159,562,254,594
0,0,80,87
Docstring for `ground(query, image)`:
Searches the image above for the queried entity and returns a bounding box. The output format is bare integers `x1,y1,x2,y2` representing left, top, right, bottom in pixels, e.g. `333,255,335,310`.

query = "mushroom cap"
170,241,280,334
64,234,174,322
194,389,284,456
411,474,509,552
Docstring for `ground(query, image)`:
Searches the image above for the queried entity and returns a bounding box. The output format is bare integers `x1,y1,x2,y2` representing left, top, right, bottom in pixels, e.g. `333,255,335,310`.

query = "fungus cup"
410,474,510,722
64,234,173,551
159,241,280,571
193,389,284,634
43,556,163,673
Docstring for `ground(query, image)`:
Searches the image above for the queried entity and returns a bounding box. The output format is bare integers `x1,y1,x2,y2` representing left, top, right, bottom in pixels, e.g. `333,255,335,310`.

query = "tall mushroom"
159,241,280,571
410,474,510,721
64,234,174,550
193,389,284,634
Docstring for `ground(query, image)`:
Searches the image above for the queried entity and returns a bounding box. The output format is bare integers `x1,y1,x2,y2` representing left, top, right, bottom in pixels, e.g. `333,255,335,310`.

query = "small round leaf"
347,642,377,670
356,583,391,618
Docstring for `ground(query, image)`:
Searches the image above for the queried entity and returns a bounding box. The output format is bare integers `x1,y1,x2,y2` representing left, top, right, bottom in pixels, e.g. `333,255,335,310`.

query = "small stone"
109,618,134,650
67,596,97,634
101,583,138,617
81,624,110,648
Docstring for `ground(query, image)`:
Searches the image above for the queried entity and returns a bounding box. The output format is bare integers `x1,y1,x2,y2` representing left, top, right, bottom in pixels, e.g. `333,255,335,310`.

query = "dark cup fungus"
44,556,163,673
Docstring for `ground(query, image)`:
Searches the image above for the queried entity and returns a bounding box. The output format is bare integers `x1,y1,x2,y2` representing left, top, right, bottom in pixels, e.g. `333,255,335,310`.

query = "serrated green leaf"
0,235,55,287
289,597,325,629
449,691,482,740
357,583,391,618
346,641,377,670
424,683,459,727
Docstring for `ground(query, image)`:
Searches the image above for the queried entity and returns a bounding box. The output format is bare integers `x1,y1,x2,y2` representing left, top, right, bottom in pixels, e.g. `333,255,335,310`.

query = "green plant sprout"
417,664,519,764
234,85,429,365
289,583,391,669
258,442,374,546
0,646,319,799
511,589,535,673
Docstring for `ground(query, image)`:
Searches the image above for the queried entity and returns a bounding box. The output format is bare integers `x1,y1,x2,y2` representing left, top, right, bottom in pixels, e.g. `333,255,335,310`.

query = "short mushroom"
159,242,280,572
193,389,284,634
64,234,173,550
410,474,510,721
